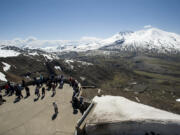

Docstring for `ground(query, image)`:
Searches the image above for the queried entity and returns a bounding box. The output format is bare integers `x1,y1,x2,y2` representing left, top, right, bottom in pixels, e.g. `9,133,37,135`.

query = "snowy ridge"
0,46,20,57
0,27,180,55
102,28,180,53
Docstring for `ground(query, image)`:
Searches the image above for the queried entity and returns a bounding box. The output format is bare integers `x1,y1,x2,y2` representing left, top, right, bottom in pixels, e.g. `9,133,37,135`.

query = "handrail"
81,86,96,89
76,102,94,129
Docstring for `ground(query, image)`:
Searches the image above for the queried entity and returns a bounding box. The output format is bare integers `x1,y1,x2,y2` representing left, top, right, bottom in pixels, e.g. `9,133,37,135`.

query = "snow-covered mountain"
101,28,180,54
0,27,180,57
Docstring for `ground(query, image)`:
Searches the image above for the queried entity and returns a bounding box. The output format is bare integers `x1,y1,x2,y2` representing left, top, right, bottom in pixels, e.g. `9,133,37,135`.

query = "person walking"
35,86,40,98
52,83,56,96
59,80,64,89
25,86,30,97
42,87,45,97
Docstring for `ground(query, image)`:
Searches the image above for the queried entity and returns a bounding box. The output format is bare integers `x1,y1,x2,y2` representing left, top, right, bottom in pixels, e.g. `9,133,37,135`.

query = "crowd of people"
0,74,87,115
69,77,86,114
0,74,65,104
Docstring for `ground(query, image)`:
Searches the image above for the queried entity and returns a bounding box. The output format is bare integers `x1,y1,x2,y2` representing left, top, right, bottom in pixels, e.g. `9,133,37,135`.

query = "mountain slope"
101,28,180,54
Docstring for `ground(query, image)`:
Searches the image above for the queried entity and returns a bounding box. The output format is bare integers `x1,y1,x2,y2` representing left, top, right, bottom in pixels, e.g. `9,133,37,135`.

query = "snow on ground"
80,76,86,81
54,66,62,71
77,60,93,66
64,59,74,64
70,65,74,70
28,52,39,56
0,49,20,58
2,62,11,72
90,95,180,123
43,54,53,60
64,59,74,70
65,59,93,66
176,99,180,102
0,72,7,82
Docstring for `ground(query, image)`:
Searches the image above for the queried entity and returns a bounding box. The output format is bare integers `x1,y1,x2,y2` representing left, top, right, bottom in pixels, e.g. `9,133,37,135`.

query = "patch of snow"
29,52,38,56
135,97,140,102
2,62,11,72
0,72,7,82
0,49,20,58
70,65,74,70
25,76,31,80
91,95,180,123
77,60,93,66
64,59,74,64
43,54,53,60
80,76,86,81
130,82,137,85
176,99,180,102
64,59,74,70
54,66,62,71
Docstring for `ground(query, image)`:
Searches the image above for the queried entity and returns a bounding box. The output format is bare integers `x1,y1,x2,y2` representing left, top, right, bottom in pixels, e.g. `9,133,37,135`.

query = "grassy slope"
80,55,180,114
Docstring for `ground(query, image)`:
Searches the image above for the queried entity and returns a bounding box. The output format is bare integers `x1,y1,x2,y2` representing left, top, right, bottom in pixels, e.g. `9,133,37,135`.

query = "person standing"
59,79,64,89
35,86,40,98
9,83,15,96
25,86,30,97
40,74,44,86
22,80,25,87
42,87,45,97
52,83,56,95
16,84,23,99
5,83,10,96
0,94,6,105
33,77,37,86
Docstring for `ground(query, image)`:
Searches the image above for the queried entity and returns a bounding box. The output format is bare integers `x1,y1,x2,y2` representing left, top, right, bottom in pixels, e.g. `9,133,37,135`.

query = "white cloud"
144,25,152,29
25,36,37,42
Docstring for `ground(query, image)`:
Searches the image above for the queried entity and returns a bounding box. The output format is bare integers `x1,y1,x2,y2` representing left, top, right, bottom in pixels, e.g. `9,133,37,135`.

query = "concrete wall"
85,120,180,135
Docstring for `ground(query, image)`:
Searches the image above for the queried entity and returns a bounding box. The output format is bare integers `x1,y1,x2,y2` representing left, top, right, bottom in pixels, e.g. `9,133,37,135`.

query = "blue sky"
0,0,180,40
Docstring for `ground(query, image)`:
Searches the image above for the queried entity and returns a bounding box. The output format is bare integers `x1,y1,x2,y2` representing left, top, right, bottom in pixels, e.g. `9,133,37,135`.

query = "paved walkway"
0,84,82,135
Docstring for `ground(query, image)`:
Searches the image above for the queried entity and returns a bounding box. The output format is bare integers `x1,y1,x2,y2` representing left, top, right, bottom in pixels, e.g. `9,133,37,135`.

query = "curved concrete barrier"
86,120,180,135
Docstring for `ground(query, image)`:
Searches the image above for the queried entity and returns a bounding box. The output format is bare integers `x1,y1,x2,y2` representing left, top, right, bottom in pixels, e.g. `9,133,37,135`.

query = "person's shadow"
73,109,78,114
51,112,58,120
14,97,20,103
41,95,45,100
34,96,39,102
51,93,55,97
24,95,30,99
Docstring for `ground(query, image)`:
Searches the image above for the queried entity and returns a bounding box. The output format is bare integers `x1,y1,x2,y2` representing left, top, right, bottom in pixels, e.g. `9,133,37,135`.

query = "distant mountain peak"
118,31,134,36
